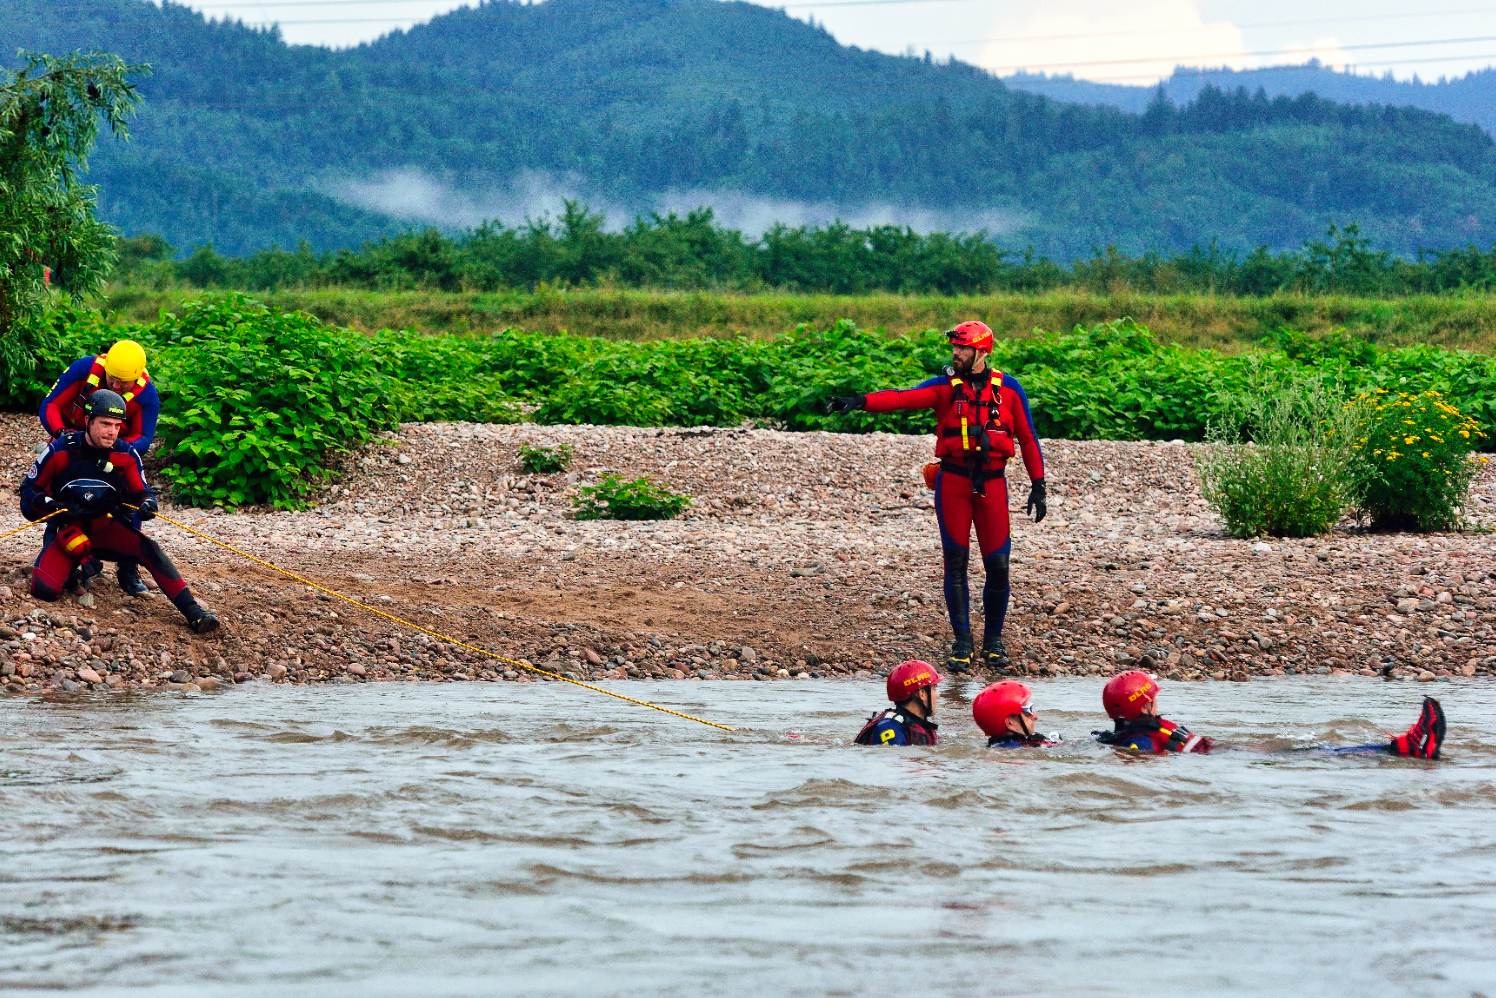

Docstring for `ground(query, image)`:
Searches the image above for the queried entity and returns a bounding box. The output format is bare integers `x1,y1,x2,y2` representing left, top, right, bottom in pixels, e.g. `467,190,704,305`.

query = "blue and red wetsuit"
1095,717,1213,753
855,708,939,746
40,356,160,456
862,368,1044,643
19,432,193,611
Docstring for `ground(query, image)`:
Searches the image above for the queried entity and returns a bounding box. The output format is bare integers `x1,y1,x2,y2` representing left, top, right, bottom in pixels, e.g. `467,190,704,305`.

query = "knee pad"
943,545,971,573
983,551,1010,582
29,575,62,603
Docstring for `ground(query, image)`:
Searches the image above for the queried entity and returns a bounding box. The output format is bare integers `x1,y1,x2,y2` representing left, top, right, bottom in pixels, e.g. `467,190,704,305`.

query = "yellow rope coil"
151,510,736,732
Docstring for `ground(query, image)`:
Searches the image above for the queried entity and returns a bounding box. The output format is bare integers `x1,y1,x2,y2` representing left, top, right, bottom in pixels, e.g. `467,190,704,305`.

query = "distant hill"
1007,61,1496,136
8,0,1496,259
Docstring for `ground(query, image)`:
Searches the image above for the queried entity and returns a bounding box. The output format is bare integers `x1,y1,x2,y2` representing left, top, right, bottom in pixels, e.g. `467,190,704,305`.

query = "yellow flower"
1460,430,1471,438
1423,452,1431,458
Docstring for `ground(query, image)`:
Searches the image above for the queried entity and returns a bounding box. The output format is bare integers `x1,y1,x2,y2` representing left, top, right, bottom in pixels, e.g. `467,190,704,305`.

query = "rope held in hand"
146,509,735,732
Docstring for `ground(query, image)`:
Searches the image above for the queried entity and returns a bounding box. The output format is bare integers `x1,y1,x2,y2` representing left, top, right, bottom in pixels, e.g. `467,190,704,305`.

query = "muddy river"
2,678,1492,996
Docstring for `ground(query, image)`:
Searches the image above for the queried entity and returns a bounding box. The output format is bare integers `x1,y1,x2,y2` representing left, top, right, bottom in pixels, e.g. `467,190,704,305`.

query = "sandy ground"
2,413,1494,693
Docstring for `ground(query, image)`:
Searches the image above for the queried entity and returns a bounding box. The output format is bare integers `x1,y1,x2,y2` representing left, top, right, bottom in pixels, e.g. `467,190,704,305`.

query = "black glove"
824,396,866,415
1026,478,1047,523
135,496,159,522
27,495,63,521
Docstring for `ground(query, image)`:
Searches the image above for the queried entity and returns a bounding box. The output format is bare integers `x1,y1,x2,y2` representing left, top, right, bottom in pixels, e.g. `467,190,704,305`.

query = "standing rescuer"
827,321,1046,672
855,660,941,745
20,390,219,634
39,340,160,597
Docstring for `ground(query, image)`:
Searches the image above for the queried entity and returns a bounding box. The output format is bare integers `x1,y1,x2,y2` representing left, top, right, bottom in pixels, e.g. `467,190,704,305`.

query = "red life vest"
933,369,1016,466
64,356,151,430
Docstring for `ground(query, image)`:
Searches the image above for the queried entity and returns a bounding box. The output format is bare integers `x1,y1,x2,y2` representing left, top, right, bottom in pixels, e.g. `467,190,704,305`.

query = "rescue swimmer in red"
826,321,1045,673
19,390,220,634
854,659,941,745
1094,670,1446,758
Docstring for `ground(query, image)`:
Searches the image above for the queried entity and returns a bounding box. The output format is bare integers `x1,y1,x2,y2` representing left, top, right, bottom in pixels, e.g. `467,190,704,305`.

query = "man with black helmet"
826,321,1046,673
19,390,219,634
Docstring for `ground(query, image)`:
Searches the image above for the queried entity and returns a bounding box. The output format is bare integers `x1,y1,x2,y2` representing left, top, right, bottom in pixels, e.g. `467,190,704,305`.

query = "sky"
166,0,1496,85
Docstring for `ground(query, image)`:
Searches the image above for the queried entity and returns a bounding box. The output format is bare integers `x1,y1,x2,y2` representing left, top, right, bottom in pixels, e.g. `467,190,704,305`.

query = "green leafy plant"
572,474,691,521
0,51,143,402
1194,374,1356,537
518,442,573,473
1347,389,1484,532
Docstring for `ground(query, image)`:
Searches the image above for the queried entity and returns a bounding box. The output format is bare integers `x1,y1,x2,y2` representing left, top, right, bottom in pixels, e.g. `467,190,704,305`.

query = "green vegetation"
1195,376,1356,538
115,220,1496,301
95,283,1496,354
0,51,141,401
572,475,692,522
518,443,573,474
1349,390,1485,532
11,1,1496,257
31,293,1496,517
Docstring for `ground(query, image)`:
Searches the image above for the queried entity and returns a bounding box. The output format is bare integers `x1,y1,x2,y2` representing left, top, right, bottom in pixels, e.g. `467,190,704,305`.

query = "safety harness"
1095,717,1204,753
939,367,1009,496
855,708,939,746
66,356,149,427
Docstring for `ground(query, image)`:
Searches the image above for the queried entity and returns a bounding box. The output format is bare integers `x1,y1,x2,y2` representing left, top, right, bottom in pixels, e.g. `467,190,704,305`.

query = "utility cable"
143,508,735,731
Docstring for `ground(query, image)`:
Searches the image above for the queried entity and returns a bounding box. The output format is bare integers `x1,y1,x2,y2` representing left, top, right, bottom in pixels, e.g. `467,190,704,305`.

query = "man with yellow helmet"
40,340,161,596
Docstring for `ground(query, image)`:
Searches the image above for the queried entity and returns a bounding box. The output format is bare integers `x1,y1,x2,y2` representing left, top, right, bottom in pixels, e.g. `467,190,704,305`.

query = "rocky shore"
2,413,1495,695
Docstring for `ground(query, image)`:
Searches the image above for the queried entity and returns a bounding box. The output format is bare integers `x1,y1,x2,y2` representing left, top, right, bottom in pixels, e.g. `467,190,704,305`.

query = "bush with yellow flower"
1348,389,1486,531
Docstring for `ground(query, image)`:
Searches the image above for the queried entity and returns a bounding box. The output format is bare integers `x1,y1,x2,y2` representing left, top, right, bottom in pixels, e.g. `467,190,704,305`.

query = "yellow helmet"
103,340,147,381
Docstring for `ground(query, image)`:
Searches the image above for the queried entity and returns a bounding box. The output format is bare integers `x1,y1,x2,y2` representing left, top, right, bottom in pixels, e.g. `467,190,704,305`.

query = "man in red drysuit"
826,321,1046,672
19,390,219,634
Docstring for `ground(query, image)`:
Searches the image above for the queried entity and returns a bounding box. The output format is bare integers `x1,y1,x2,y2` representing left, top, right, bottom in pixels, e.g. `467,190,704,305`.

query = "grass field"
98,285,1496,352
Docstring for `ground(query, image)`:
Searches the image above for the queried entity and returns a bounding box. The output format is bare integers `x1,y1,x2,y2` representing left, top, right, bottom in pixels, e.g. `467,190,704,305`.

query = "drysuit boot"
172,589,220,635
947,633,974,673
1391,697,1445,759
979,633,1011,671
117,561,151,597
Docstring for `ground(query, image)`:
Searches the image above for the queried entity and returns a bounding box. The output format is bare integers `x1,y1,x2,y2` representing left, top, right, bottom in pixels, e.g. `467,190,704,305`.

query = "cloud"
981,0,1248,85
331,169,1029,237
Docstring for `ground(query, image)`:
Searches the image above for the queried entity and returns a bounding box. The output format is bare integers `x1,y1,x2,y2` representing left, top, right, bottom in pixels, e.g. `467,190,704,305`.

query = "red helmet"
972,681,1033,737
947,320,994,352
886,660,941,703
1103,670,1159,720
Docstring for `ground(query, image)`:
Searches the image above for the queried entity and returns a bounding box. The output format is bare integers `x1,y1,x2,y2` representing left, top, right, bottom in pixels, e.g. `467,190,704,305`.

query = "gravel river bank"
0,414,1494,692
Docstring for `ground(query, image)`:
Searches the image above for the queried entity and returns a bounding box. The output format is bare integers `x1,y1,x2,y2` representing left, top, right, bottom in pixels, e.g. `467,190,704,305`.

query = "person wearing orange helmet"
854,660,941,745
1095,670,1447,759
972,680,1060,748
825,321,1046,674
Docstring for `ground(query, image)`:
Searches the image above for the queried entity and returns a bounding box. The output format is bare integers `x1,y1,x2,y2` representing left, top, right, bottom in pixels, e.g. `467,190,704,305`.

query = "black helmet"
84,389,128,420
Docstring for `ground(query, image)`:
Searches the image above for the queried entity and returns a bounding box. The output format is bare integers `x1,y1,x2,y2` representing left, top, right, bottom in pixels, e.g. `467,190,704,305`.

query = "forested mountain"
8,0,1496,259
1008,62,1496,137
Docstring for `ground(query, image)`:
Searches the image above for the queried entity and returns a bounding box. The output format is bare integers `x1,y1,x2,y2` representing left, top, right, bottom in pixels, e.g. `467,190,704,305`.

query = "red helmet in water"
1103,670,1160,720
947,320,994,352
972,680,1033,736
886,660,941,703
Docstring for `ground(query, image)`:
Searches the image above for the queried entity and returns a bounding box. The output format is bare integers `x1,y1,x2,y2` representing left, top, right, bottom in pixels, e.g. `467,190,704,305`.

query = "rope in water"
148,509,736,731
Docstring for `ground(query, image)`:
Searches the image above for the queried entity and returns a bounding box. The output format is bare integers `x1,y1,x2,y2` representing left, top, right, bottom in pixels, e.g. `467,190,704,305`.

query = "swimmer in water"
972,680,1061,748
1093,670,1446,759
855,660,941,745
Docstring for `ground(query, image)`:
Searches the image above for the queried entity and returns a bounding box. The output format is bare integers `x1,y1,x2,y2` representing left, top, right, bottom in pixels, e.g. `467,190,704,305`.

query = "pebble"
76,667,102,684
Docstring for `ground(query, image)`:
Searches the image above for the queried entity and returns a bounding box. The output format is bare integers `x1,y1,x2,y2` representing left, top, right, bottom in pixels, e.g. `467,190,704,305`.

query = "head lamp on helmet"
946,320,994,353
104,340,147,382
886,659,941,704
83,389,128,422
1103,670,1160,721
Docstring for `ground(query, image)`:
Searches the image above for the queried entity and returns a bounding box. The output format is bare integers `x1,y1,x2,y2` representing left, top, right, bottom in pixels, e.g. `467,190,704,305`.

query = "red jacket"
864,369,1044,480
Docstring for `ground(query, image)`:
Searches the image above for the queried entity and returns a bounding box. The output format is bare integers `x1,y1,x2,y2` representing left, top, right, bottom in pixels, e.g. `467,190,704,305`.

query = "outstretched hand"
1026,478,1047,522
824,396,866,415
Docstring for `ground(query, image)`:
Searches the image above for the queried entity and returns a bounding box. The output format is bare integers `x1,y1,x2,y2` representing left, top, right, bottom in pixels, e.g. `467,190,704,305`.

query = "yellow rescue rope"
148,509,735,732
0,508,64,541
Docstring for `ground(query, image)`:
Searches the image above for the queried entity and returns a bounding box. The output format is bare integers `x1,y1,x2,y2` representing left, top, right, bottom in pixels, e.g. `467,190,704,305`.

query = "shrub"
518,442,573,473
151,294,401,508
1347,389,1484,532
572,474,691,521
1194,375,1355,537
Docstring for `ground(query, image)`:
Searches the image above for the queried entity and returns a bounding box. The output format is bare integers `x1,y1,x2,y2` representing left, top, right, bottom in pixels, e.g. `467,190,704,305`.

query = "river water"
1,678,1493,997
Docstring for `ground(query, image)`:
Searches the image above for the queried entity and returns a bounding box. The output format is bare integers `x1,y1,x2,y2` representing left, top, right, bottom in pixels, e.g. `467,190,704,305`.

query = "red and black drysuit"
19,432,202,620
861,369,1044,642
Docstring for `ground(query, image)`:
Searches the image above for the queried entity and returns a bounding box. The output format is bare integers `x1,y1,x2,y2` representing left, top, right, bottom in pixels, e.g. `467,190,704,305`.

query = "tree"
0,50,144,398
